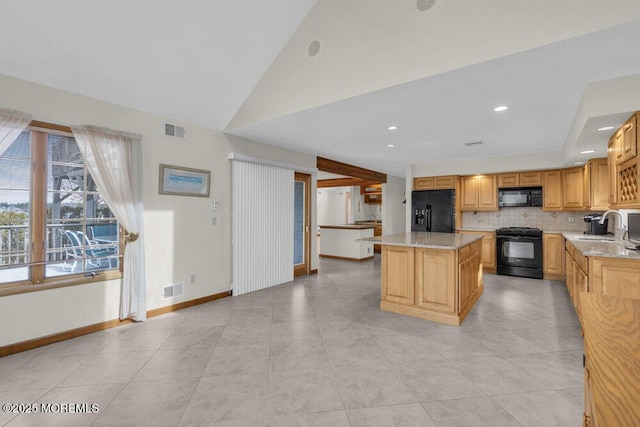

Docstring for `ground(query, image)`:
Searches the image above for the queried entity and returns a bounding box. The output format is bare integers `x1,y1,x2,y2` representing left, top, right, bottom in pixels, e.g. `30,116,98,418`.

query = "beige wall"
0,74,316,347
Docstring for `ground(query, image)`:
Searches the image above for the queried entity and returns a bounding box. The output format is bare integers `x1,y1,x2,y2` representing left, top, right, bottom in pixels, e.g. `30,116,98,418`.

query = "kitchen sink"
577,236,617,242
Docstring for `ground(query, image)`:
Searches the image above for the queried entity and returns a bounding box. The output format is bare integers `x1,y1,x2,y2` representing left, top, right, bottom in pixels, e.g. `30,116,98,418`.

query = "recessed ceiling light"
580,150,595,154
493,106,508,112
387,125,398,131
597,126,614,131
387,144,395,148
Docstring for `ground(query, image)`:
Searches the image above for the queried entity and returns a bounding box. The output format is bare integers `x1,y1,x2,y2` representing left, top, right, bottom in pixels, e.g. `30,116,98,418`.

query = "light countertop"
562,232,640,260
358,232,484,249
319,224,375,230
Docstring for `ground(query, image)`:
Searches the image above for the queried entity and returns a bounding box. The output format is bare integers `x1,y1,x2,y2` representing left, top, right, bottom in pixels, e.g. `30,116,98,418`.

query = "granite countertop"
319,224,375,230
358,232,484,249
562,232,640,260
457,228,496,232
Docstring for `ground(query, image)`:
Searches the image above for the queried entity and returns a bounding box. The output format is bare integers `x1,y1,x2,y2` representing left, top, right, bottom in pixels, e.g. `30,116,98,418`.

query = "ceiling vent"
165,123,186,139
162,282,185,299
464,141,485,147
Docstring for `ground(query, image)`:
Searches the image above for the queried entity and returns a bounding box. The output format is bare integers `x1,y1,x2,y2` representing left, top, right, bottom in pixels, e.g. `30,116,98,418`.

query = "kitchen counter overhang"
360,232,485,326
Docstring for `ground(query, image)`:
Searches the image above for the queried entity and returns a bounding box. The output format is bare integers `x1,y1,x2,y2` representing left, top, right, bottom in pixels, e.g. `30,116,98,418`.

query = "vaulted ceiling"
2,1,640,176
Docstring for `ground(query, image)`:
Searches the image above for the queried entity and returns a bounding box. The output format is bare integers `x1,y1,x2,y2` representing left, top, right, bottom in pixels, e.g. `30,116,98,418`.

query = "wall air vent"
464,141,485,147
164,123,186,139
162,282,185,299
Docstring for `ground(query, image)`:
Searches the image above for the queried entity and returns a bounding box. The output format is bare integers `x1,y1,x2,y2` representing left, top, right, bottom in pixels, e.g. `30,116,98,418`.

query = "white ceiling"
0,0,317,130
2,1,640,178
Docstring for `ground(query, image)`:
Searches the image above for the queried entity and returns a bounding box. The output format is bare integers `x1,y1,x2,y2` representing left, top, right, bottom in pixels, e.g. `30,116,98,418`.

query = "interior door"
294,172,311,277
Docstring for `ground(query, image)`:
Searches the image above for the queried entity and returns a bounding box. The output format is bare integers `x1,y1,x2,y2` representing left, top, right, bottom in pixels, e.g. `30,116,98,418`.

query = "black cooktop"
496,227,543,237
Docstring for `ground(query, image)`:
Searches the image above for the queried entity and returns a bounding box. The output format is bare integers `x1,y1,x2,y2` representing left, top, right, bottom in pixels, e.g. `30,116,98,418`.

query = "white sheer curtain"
71,125,146,321
0,108,32,156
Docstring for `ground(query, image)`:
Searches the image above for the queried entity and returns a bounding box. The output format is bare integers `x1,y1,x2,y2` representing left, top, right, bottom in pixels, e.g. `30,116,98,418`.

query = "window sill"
0,270,122,297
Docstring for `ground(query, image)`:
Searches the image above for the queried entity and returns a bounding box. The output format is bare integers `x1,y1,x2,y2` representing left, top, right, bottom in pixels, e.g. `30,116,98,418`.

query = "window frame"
0,120,123,297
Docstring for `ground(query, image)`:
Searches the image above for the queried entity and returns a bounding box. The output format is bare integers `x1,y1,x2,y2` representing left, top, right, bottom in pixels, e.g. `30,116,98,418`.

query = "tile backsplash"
462,207,603,232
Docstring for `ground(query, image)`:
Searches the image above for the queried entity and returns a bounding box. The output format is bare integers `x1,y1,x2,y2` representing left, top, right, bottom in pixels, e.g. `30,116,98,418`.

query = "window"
0,124,121,289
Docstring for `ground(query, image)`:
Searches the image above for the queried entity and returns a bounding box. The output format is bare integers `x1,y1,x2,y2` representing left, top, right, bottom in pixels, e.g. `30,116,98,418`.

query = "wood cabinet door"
415,248,456,313
477,175,497,210
519,171,542,186
498,173,519,187
543,233,565,277
608,138,618,206
619,115,637,165
460,176,478,211
433,175,456,189
414,177,434,190
543,170,563,210
381,246,415,305
580,292,640,426
614,128,625,165
481,235,496,270
589,258,640,300
562,167,586,209
565,250,575,304
589,158,610,211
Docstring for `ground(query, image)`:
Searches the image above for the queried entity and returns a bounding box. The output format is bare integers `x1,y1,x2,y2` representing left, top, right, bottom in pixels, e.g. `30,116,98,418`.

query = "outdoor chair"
60,229,116,272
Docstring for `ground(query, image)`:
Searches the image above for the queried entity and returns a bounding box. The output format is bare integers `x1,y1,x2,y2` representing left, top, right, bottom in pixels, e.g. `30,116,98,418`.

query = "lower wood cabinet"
589,257,640,299
457,230,495,273
380,239,483,325
580,292,640,426
381,245,414,305
415,248,456,313
564,239,640,425
543,233,565,280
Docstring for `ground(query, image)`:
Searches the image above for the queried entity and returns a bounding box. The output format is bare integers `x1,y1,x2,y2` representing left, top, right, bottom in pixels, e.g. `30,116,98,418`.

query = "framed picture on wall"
159,164,210,197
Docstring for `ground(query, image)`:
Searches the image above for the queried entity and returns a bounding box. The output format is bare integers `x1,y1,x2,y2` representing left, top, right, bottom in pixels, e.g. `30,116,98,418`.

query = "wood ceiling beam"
317,178,378,188
317,156,387,183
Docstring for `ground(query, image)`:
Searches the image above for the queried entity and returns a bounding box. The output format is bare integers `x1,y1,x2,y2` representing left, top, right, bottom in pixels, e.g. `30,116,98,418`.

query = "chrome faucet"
371,214,377,222
599,210,625,238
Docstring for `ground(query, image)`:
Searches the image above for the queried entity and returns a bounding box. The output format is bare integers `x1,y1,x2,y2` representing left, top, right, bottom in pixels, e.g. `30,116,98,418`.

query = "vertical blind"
231,159,294,296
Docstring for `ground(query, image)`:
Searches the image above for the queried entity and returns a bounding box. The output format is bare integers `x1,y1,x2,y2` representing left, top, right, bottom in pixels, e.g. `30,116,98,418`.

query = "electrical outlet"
212,200,218,211
189,274,196,284
212,217,217,225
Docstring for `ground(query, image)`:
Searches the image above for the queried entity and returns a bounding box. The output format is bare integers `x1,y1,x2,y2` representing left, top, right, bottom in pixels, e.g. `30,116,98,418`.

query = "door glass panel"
294,180,304,265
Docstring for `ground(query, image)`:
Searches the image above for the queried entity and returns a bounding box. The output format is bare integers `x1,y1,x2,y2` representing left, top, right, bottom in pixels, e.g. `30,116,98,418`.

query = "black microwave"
498,187,543,207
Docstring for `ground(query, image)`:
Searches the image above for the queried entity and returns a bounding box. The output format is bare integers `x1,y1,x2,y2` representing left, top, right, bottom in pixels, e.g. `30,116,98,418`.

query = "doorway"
294,172,311,277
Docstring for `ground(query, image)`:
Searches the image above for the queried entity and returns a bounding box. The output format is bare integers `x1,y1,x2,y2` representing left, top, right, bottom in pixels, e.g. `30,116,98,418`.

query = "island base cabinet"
381,246,415,306
380,241,483,326
415,248,456,314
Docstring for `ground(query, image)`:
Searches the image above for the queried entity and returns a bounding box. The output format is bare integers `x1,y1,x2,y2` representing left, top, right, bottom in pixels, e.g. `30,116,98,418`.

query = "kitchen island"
319,224,375,261
360,232,484,325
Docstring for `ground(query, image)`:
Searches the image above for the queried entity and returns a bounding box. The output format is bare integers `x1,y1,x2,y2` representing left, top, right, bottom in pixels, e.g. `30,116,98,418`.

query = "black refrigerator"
411,190,455,233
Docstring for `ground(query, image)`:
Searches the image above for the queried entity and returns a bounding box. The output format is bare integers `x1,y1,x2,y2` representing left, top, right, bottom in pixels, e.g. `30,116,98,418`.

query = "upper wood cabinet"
543,170,563,211
588,158,610,211
460,175,497,211
608,137,618,206
361,183,382,204
615,114,637,165
562,166,590,210
611,112,640,208
414,175,456,190
497,171,542,187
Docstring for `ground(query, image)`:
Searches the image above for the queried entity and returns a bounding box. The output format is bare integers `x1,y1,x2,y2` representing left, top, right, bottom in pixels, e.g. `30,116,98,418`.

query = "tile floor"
0,256,584,426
